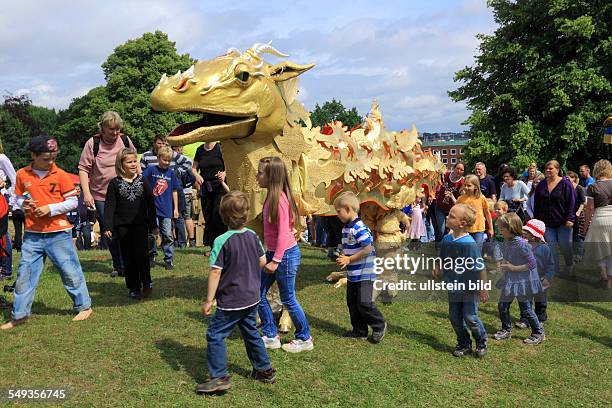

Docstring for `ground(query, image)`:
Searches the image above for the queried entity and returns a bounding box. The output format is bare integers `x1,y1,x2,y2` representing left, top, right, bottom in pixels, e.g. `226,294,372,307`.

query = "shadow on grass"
393,325,453,353
86,275,207,307
563,302,611,320
156,338,252,384
573,330,612,349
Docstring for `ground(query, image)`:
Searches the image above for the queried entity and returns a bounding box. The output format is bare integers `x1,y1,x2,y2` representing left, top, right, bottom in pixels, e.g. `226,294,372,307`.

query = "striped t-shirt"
342,217,376,282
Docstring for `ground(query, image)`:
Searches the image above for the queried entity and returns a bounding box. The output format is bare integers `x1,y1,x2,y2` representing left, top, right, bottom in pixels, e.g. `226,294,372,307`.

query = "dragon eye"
235,71,250,82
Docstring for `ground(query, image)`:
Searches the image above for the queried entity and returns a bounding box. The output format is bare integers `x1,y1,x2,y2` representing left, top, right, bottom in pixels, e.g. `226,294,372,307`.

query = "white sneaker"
281,337,314,353
262,335,281,349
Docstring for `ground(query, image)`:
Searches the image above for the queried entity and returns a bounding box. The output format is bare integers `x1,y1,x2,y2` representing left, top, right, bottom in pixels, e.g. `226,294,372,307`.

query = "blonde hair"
219,191,249,229
498,212,523,236
98,111,123,132
453,203,476,228
528,174,545,196
334,191,360,212
259,157,300,228
460,174,481,198
0,139,3,154
494,200,508,211
115,148,138,179
592,159,612,180
157,146,173,160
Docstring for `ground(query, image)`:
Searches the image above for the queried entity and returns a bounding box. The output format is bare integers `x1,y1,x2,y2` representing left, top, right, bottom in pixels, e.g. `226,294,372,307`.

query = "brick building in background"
420,133,468,167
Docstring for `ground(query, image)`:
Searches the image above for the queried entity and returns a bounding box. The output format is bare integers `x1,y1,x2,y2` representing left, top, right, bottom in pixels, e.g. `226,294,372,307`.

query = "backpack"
93,134,130,157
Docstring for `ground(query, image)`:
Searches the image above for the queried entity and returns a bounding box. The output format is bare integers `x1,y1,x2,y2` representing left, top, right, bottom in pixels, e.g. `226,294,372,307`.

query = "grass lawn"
0,245,610,407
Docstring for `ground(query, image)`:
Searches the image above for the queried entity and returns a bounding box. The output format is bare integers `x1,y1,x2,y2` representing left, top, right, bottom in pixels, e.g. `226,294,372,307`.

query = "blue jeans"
1,231,11,275
259,245,311,340
448,292,487,348
498,298,543,334
95,200,123,272
315,216,328,246
544,225,572,269
434,207,448,243
12,231,92,320
149,217,174,262
174,216,187,248
470,232,485,243
206,304,271,378
420,217,435,243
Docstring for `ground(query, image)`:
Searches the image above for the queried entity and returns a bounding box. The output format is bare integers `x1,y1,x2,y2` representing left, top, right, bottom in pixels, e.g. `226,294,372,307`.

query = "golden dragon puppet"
150,42,445,325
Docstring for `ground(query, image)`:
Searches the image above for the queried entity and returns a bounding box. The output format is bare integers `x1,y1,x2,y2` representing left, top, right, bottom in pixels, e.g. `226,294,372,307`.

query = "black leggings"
116,224,151,292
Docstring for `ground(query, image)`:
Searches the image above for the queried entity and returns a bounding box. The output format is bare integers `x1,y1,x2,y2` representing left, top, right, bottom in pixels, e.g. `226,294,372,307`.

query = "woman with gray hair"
78,111,134,276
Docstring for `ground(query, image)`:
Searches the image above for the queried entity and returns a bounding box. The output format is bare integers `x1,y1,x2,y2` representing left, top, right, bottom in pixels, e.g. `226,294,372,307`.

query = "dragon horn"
250,41,289,58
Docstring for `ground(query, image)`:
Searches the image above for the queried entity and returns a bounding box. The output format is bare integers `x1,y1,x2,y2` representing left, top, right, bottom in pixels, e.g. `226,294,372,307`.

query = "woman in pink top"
256,157,313,353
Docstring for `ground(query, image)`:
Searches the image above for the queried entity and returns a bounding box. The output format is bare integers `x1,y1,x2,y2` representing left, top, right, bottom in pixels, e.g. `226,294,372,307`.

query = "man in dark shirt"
475,162,497,201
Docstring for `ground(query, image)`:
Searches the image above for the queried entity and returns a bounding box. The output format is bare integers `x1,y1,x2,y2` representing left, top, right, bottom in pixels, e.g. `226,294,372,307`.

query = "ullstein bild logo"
372,254,485,275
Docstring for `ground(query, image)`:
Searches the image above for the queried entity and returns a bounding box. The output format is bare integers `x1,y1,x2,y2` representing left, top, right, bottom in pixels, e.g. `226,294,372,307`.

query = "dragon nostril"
172,78,190,92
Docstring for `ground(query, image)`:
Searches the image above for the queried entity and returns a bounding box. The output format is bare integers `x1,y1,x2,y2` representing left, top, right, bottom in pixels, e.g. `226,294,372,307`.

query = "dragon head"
151,43,314,146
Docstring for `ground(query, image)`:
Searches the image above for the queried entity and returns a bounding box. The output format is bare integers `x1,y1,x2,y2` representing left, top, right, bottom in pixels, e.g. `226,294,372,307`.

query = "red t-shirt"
435,171,465,213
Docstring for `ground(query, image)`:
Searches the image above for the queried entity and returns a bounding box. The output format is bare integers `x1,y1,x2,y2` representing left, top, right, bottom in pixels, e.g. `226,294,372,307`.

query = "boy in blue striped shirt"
335,192,387,343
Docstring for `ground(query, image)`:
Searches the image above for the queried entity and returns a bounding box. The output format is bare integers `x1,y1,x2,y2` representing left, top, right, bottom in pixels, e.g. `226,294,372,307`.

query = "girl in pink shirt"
256,157,313,353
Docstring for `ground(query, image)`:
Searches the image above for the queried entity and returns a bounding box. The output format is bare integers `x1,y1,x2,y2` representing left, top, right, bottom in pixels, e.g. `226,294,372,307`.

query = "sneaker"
195,376,231,394
475,345,487,358
492,329,512,340
515,319,529,329
149,255,157,265
523,333,545,345
189,239,196,248
164,261,174,271
262,335,282,349
250,368,276,384
370,322,387,344
452,345,472,357
342,330,368,340
128,291,141,300
281,337,314,353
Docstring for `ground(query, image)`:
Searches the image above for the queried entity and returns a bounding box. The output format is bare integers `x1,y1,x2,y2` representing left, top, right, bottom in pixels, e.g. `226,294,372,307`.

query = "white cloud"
0,0,496,132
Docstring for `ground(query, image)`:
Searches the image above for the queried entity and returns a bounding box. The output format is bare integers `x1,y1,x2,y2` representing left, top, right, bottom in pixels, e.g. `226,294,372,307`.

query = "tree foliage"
310,99,362,129
449,0,612,170
55,31,198,171
0,94,58,170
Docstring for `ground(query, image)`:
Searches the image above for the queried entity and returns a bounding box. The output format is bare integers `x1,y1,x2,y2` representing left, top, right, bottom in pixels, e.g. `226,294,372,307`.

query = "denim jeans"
12,230,92,320
174,216,187,248
420,217,435,243
149,217,174,262
470,232,485,244
434,207,448,243
206,304,271,378
314,216,328,246
448,292,487,348
520,290,548,322
95,200,123,272
259,245,311,340
544,225,573,270
1,231,12,275
498,298,543,334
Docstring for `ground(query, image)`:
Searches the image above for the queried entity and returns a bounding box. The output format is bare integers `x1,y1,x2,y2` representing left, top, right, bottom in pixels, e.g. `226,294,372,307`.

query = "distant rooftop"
422,139,469,147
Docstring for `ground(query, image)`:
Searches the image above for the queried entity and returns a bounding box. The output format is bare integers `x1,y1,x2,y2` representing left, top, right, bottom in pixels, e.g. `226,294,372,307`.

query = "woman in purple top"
533,160,576,274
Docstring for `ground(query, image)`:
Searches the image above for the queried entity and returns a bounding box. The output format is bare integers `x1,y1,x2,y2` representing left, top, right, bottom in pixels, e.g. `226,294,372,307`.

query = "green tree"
449,0,612,170
0,94,59,170
310,99,362,129
56,31,198,171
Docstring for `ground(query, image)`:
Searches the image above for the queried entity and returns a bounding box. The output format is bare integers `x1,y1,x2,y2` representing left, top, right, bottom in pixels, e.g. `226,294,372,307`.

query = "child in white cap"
516,219,556,328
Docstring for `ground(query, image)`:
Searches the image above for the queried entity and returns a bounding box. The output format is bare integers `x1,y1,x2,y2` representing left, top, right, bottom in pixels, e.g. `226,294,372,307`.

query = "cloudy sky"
0,0,496,132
